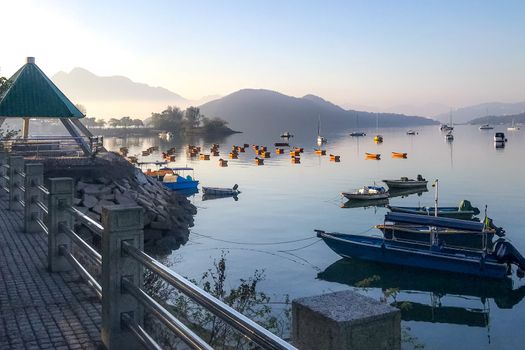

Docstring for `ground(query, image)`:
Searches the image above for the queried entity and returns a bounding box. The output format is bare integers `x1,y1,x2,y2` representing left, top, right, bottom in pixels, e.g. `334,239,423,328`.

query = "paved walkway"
0,199,103,349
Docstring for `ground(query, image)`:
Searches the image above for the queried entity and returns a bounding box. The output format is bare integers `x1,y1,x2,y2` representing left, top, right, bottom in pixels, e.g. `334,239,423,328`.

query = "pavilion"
0,57,96,155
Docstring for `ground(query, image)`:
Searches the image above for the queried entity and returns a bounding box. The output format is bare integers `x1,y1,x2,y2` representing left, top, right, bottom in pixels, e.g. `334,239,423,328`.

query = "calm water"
104,125,525,350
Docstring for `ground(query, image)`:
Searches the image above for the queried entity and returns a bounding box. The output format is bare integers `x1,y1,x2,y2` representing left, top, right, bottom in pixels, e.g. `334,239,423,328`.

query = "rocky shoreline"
43,152,197,254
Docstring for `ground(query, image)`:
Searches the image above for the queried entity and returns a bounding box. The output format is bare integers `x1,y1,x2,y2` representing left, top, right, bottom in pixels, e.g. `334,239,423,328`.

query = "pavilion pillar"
22,118,29,138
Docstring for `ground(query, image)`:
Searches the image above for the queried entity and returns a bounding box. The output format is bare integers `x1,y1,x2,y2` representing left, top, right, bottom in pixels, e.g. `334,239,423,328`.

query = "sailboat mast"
434,179,439,217
317,114,320,136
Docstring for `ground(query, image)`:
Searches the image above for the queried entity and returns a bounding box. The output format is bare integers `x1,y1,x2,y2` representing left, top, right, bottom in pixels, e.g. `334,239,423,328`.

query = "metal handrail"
35,217,48,235
59,245,102,299
37,185,49,196
122,313,163,350
35,199,48,215
122,279,212,350
2,175,9,181
59,222,102,266
18,199,25,208
15,169,26,178
122,242,296,350
66,206,103,236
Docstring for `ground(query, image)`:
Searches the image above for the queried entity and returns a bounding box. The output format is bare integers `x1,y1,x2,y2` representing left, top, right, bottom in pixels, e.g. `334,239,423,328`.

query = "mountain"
434,102,525,124
468,112,525,125
52,68,190,118
199,89,437,137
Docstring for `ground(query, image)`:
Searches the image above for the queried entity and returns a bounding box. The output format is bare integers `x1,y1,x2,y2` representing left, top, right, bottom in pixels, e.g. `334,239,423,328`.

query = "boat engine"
494,239,525,275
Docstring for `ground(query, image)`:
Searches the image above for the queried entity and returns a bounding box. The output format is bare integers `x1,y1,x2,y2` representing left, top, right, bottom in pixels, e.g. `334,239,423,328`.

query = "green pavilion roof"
0,57,84,118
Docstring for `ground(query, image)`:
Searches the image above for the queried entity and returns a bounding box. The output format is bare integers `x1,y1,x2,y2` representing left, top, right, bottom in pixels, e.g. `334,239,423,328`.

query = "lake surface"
104,125,525,350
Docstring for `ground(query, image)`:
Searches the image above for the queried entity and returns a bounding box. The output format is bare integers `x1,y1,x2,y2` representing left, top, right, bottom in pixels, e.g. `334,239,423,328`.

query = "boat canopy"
384,212,485,232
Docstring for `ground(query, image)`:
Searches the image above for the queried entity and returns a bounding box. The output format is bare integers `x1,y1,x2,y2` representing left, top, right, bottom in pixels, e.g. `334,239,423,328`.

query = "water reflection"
318,259,525,309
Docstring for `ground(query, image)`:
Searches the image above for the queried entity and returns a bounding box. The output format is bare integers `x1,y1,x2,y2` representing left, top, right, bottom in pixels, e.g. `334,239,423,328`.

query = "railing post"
101,205,144,350
24,163,44,233
0,151,7,196
8,156,24,210
47,177,74,272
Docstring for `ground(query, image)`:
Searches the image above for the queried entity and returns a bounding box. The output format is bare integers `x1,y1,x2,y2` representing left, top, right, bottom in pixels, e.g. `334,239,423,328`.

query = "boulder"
92,200,116,214
82,194,98,209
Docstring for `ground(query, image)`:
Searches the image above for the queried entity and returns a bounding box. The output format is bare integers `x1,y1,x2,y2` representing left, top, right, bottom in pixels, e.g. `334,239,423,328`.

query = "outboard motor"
487,218,506,237
494,239,525,275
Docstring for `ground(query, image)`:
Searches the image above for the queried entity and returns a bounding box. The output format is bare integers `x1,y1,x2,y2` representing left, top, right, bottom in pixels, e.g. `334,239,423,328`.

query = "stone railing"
0,153,298,350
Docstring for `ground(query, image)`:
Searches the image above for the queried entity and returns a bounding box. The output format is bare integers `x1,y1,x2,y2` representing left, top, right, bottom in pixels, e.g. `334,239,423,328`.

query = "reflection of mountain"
318,259,525,309
199,89,437,136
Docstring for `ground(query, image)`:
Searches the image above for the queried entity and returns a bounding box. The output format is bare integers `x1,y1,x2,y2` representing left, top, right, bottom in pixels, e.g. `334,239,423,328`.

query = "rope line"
191,231,318,245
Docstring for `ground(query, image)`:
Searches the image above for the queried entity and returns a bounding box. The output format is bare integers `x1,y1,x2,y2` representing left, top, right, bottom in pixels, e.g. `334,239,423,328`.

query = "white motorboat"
342,186,389,200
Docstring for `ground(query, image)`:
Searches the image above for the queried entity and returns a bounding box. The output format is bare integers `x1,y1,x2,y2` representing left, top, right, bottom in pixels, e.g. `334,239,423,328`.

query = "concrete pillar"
8,156,24,210
292,290,401,350
24,163,44,233
22,117,29,138
101,205,144,350
47,177,74,272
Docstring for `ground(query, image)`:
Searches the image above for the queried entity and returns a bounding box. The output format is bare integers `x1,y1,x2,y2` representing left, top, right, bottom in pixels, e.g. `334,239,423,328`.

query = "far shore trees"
148,106,234,135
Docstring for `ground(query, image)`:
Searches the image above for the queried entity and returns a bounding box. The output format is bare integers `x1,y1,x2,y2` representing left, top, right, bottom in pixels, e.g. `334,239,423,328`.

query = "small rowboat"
342,186,389,200
391,152,407,158
280,132,294,138
218,159,228,167
275,148,284,154
202,184,240,196
374,135,383,143
365,152,381,159
382,175,427,189
291,156,301,164
329,154,340,162
255,157,264,165
350,131,366,137
314,149,326,155
387,200,481,220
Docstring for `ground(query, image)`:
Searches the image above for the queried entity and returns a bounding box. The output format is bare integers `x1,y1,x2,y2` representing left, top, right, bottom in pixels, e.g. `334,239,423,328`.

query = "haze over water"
105,125,525,350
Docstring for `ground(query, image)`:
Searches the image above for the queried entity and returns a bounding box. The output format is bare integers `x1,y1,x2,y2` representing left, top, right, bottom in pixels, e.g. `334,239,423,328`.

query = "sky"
1,0,524,114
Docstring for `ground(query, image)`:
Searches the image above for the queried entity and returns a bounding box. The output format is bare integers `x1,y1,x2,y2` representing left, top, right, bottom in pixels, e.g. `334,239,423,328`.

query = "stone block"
82,194,98,209
292,290,400,350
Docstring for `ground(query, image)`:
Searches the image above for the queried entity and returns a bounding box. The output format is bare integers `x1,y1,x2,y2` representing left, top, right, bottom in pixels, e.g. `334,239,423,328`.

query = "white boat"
159,131,173,140
494,132,507,142
280,131,294,138
202,184,240,196
479,124,494,130
406,130,417,135
445,131,454,141
507,119,520,131
317,115,327,145
342,186,389,200
382,175,427,189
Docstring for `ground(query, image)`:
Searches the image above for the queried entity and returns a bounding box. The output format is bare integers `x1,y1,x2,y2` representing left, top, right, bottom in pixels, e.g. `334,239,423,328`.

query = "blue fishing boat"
316,213,525,279
316,230,525,279
161,167,199,191
388,200,480,220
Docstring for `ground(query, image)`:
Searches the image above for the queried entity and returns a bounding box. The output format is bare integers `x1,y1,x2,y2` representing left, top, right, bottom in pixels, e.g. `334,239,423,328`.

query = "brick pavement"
0,199,103,349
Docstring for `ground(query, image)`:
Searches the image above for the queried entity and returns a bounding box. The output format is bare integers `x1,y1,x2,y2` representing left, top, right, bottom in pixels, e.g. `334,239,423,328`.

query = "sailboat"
508,119,520,131
373,113,383,143
317,115,327,145
350,112,366,136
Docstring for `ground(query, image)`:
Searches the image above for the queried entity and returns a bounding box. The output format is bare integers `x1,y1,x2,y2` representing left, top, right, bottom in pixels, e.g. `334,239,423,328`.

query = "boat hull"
202,187,240,196
317,231,508,279
342,193,389,200
382,180,427,189
388,206,478,219
163,180,199,191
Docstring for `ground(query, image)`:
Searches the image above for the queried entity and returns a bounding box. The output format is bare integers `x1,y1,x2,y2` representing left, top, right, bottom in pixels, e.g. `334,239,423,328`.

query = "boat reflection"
341,198,389,209
318,259,525,310
202,194,240,202
388,187,428,199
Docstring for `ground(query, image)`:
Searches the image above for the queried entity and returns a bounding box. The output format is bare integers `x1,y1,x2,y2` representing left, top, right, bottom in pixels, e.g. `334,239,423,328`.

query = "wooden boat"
254,157,264,165
161,167,199,191
316,228,525,279
294,147,304,153
391,152,407,158
229,152,238,159
218,159,228,167
365,152,381,160
261,151,271,158
199,154,210,160
274,142,289,147
290,150,300,157
212,151,220,156
145,167,174,178
374,135,383,143
387,200,480,220
314,149,326,155
382,175,427,189
291,156,301,164
342,186,389,200
202,184,240,196
275,148,284,155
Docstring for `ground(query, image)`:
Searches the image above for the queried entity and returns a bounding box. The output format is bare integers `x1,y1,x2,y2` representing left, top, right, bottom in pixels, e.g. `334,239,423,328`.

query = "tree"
82,117,98,127
120,116,133,128
149,106,184,131
201,116,229,133
75,103,87,115
108,118,120,128
183,107,202,130
95,119,107,128
0,77,12,98
132,118,144,128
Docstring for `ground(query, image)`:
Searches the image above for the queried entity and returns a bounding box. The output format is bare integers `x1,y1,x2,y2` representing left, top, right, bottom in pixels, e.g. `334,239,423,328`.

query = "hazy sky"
1,0,524,111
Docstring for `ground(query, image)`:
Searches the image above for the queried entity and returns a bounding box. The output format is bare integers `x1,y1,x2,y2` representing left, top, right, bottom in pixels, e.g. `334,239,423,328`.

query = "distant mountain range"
52,68,216,118
468,112,525,125
433,101,525,124
199,89,436,136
